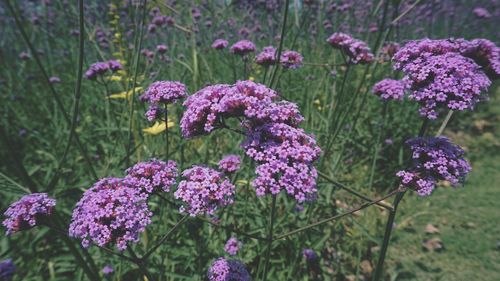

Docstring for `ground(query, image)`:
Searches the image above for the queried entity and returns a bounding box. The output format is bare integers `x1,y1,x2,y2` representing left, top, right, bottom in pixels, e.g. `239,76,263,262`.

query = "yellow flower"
108,75,122,82
142,121,175,135
248,76,255,81
236,179,249,186
108,87,143,99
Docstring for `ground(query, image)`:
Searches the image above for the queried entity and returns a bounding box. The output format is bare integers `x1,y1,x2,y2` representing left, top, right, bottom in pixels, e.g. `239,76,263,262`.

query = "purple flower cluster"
102,265,114,275
372,79,406,101
280,50,303,69
397,137,471,196
180,81,277,138
174,166,235,216
85,60,123,80
242,123,321,202
327,32,374,64
224,237,242,255
393,39,493,119
230,40,256,56
218,155,241,173
303,248,318,261
255,46,277,66
140,81,187,121
207,258,250,281
181,80,321,202
0,259,15,280
212,39,229,50
2,193,56,235
473,7,491,18
125,159,178,193
458,39,500,80
69,178,152,251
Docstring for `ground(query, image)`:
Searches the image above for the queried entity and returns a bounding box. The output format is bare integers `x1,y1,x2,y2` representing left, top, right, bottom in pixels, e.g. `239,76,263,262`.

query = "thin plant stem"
164,104,169,158
262,195,277,281
126,0,148,167
436,110,453,137
268,0,290,88
142,215,189,260
128,248,154,281
47,0,86,190
275,188,399,240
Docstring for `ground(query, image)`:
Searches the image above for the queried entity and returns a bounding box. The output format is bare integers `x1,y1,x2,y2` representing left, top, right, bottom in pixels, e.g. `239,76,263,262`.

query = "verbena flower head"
372,79,406,101
230,40,256,56
69,178,152,251
218,155,241,173
180,81,278,138
280,50,303,69
224,237,242,255
125,159,178,193
102,264,113,275
303,248,318,261
85,62,109,80
397,137,471,196
458,38,500,80
326,32,374,64
174,166,236,216
255,46,277,66
242,123,321,203
107,60,123,72
212,39,229,50
141,81,188,121
0,259,15,280
156,44,168,54
473,7,491,18
49,76,61,84
3,193,56,235
207,257,250,281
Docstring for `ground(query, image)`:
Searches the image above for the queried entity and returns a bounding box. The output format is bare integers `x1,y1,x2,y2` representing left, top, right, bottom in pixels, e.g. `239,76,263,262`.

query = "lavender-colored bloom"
397,137,471,196
0,259,15,280
473,7,491,18
19,52,30,60
372,79,406,101
327,32,374,64
125,159,178,193
207,258,250,281
458,39,500,80
211,39,229,50
102,264,113,275
393,39,491,119
218,155,241,173
224,237,242,255
174,166,235,216
85,62,110,80
303,248,318,261
230,40,256,56
156,44,168,54
49,76,61,84
242,123,321,203
280,50,303,69
107,60,123,72
140,81,187,121
255,46,277,66
69,178,152,251
2,193,56,235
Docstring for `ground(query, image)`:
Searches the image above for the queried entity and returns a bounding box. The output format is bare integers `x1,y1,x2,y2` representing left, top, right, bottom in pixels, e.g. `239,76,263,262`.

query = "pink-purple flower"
224,237,242,255
207,257,250,281
174,166,236,216
3,193,56,235
140,81,188,121
212,39,229,50
327,32,374,64
372,79,406,101
218,155,241,173
280,50,303,69
255,46,277,66
230,40,256,56
125,159,178,193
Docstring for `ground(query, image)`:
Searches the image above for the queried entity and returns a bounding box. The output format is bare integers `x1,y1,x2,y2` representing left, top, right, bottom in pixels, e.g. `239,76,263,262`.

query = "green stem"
164,104,169,159
142,215,189,260
262,195,277,281
268,0,290,88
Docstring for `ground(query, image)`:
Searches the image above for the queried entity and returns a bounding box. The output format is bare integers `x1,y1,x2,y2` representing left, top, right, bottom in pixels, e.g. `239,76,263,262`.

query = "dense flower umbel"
69,178,152,251
458,39,500,80
303,248,318,261
125,159,178,193
397,137,471,196
2,193,56,235
280,50,303,69
372,79,406,101
326,32,374,64
180,81,277,138
218,155,241,173
224,237,242,255
230,40,256,56
0,259,15,280
255,46,277,66
242,123,321,202
140,81,187,121
212,39,229,50
207,258,250,281
174,166,236,216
